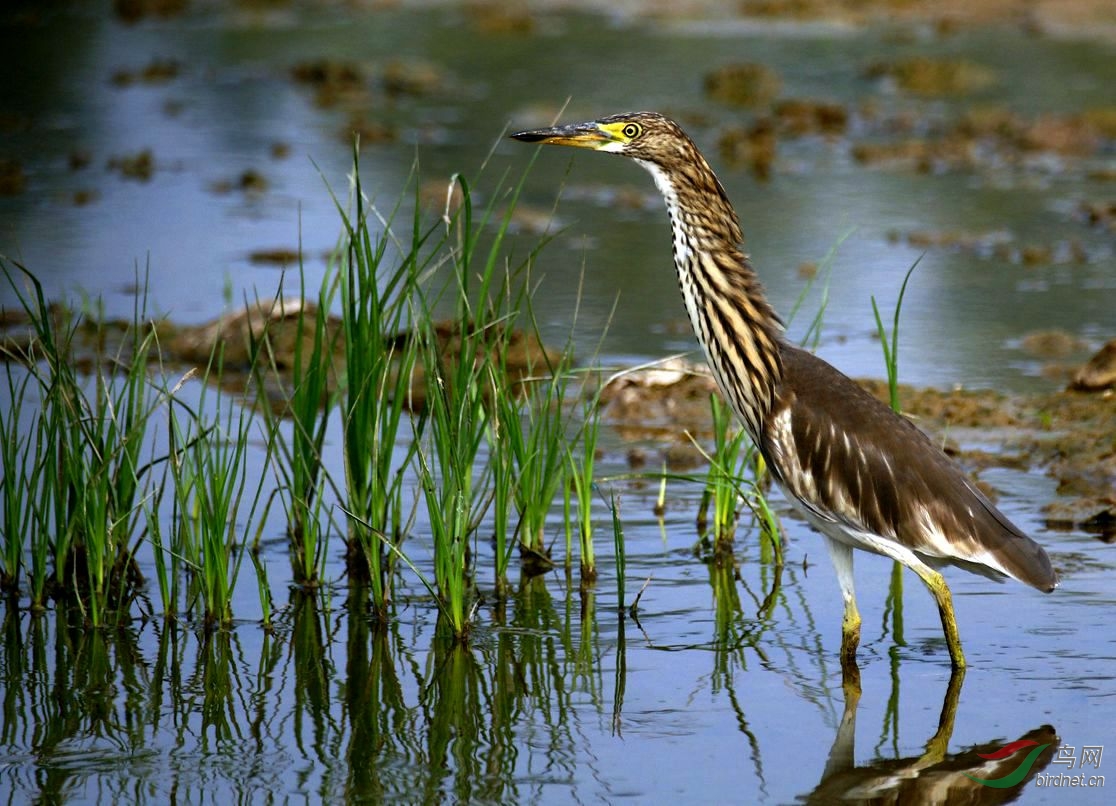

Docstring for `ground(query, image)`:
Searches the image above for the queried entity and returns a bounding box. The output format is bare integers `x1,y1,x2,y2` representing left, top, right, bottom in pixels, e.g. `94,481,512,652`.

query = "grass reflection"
0,571,1064,803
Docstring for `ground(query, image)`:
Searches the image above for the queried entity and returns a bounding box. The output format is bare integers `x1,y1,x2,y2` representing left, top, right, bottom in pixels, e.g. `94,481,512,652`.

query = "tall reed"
251,280,338,590
871,260,920,648
332,153,432,615
409,167,549,637
491,349,572,562
696,394,752,552
871,259,920,414
408,178,495,638
568,397,601,583
0,364,35,596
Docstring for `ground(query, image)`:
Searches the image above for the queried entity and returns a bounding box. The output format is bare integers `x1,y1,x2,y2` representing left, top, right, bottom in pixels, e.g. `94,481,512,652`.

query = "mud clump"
1078,200,1116,231
1,299,561,416
111,58,180,86
865,57,996,96
211,169,268,195
717,118,777,180
1069,339,1116,392
465,4,536,34
704,63,782,108
346,118,398,146
774,99,849,137
1019,329,1090,359
113,0,188,24
248,248,301,266
381,60,445,98
291,60,366,108
107,149,155,181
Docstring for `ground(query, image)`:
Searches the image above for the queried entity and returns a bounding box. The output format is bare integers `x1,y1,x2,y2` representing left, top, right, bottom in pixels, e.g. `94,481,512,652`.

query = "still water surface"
1,3,1114,803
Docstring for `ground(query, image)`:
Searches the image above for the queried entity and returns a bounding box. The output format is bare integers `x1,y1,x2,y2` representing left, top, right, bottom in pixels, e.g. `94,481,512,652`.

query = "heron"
511,111,1057,669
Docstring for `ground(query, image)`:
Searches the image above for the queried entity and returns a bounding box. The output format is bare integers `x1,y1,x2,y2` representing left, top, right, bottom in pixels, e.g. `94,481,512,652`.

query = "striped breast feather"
762,345,1057,592
684,250,783,426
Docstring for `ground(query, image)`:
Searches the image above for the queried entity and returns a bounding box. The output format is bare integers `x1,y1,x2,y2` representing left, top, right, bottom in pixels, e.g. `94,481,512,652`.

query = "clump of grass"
610,492,626,610
492,376,569,586
871,258,920,414
332,155,433,616
568,396,601,584
2,135,606,637
411,308,490,640
165,355,271,630
492,346,571,576
253,279,338,591
2,261,160,625
695,394,752,553
486,403,519,597
143,370,185,622
0,363,37,597
408,172,521,640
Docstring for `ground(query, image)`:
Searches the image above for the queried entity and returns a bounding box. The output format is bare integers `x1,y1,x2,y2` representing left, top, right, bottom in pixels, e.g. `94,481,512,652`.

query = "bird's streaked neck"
634,155,785,440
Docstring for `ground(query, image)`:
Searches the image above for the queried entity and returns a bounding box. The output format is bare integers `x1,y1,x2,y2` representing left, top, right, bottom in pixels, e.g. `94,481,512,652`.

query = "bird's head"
510,111,691,167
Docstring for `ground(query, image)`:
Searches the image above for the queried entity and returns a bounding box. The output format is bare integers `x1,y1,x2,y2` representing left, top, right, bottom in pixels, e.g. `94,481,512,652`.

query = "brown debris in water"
465,3,536,34
886,226,1094,266
732,0,1116,40
850,103,1116,177
347,118,398,146
1078,200,1116,231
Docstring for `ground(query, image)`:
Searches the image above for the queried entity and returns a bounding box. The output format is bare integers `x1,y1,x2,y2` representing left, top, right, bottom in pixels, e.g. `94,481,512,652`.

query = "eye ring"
622,123,642,139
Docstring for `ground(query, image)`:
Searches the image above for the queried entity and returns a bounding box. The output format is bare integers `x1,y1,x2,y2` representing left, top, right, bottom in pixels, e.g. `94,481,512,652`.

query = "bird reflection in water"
803,665,1058,803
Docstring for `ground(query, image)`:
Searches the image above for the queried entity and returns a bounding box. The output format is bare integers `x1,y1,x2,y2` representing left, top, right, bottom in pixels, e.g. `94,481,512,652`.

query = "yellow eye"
622,122,642,139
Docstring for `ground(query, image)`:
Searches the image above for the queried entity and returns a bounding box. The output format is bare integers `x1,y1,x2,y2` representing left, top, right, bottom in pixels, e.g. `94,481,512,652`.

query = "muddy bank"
0,298,560,412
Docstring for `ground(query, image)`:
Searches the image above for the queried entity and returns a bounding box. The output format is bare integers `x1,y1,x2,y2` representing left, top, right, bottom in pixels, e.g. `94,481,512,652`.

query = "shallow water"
1,3,1114,804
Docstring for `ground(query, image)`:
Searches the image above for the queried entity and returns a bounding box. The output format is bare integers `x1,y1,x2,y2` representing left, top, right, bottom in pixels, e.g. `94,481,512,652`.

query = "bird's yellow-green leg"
841,596,862,670
822,537,862,668
914,566,967,669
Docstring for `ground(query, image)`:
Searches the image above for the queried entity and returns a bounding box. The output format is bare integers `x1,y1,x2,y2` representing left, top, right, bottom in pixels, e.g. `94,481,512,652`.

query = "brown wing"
762,345,1056,592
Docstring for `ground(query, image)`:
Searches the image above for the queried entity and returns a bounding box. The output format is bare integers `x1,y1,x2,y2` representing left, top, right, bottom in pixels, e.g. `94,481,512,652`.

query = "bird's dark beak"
509,121,613,149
